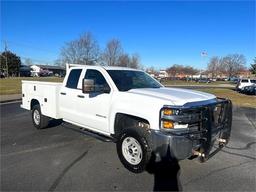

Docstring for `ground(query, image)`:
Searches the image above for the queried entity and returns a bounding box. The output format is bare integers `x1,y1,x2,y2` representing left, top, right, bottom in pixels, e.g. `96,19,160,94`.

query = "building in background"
30,65,65,77
158,70,169,79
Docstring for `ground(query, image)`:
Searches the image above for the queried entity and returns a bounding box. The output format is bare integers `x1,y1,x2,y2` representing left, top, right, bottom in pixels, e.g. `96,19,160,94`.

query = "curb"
0,98,22,104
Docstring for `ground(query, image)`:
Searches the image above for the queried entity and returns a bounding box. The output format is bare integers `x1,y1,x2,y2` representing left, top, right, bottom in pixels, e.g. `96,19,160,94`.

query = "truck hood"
128,87,216,106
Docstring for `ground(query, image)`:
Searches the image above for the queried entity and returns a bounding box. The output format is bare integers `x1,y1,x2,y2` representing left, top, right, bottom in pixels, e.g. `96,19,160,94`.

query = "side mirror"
82,79,95,93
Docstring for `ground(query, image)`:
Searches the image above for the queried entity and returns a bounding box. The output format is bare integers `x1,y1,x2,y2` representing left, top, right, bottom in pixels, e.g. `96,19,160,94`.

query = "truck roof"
103,66,140,71
66,63,140,71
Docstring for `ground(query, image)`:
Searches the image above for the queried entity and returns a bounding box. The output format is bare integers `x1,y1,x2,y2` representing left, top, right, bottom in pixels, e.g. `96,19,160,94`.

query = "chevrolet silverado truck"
21,64,232,173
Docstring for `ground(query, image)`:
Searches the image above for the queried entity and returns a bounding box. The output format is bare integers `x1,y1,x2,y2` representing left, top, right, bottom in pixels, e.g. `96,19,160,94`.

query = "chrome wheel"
33,109,40,125
122,137,142,165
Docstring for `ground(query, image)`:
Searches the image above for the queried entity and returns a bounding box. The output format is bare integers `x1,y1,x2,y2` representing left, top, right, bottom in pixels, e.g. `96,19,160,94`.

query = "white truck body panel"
21,81,62,119
21,65,216,134
20,64,233,173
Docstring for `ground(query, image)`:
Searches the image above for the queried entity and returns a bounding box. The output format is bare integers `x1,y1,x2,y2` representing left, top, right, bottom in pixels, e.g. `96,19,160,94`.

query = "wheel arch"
113,113,150,138
30,99,40,110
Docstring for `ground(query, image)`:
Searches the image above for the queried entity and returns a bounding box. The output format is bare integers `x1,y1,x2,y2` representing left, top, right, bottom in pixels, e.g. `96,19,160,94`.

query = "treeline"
57,32,141,69
166,64,199,77
207,54,247,78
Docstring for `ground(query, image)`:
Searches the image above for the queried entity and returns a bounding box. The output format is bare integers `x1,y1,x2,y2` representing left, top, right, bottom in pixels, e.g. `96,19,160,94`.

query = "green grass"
197,88,256,108
0,77,63,95
1,77,255,108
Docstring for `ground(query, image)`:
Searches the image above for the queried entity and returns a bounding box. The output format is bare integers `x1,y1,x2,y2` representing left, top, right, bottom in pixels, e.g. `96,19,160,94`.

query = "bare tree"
60,32,100,65
250,57,256,75
102,39,123,66
116,53,141,69
207,56,222,78
183,66,199,76
166,64,183,78
129,54,140,69
118,54,130,67
222,54,246,78
166,64,198,79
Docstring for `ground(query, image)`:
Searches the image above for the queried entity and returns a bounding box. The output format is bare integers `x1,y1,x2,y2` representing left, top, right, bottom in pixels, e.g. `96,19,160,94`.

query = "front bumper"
151,98,232,161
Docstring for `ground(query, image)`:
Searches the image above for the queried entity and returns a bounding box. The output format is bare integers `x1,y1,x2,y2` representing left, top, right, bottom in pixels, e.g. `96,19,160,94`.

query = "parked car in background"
236,79,256,91
197,78,211,83
240,84,256,95
229,77,239,84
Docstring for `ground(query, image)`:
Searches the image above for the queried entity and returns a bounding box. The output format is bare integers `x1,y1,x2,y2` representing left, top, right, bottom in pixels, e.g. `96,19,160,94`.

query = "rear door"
59,68,83,122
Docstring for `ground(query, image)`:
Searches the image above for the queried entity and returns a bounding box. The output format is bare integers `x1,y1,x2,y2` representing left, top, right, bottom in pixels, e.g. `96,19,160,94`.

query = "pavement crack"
225,141,256,150
218,148,256,160
1,140,88,157
243,109,256,130
184,160,255,186
48,150,89,192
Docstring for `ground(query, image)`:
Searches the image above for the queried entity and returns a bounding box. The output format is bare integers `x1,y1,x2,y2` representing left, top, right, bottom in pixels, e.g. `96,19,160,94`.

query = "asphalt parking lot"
1,102,256,191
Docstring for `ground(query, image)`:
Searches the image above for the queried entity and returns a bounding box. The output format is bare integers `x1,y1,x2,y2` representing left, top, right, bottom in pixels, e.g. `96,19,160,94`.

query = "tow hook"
192,150,205,158
217,138,227,147
217,138,227,144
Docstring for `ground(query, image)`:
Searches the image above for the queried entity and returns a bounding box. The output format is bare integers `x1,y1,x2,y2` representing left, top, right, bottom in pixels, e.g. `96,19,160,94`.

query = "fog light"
162,121,174,129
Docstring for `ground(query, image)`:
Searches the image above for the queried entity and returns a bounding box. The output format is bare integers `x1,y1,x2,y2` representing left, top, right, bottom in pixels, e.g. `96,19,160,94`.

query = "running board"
61,122,114,142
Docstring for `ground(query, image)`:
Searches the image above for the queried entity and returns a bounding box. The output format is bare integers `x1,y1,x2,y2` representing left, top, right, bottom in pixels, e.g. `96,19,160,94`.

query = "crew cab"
21,64,232,173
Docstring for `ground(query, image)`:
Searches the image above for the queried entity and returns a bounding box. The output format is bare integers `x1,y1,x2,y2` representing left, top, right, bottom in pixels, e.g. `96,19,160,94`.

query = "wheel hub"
122,137,142,165
33,110,40,125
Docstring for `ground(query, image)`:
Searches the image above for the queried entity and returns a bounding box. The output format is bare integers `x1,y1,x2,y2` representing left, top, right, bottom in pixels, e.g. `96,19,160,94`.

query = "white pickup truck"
21,64,232,173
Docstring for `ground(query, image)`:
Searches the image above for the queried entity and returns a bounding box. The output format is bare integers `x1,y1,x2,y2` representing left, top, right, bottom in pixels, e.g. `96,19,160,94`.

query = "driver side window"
84,69,110,93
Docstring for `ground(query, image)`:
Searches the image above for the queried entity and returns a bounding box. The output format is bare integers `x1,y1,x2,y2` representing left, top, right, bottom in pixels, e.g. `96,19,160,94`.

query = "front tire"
116,128,152,173
32,104,50,129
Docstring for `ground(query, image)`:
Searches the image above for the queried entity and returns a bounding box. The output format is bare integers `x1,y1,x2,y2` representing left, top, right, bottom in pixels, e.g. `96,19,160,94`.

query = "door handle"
77,95,85,98
60,92,66,95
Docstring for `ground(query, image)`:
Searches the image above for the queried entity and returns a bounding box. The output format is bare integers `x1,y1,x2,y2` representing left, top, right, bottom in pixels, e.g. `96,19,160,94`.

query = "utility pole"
4,41,9,77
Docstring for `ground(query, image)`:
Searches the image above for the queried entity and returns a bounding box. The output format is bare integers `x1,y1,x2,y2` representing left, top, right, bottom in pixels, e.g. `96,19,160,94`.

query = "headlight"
160,107,188,130
161,108,180,117
163,109,174,116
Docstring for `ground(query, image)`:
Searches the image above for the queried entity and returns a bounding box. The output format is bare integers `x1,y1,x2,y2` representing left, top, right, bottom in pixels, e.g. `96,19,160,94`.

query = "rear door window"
241,79,248,83
66,69,82,89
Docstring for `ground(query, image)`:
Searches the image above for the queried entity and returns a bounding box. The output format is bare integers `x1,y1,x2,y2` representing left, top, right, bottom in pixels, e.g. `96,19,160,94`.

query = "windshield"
107,70,162,91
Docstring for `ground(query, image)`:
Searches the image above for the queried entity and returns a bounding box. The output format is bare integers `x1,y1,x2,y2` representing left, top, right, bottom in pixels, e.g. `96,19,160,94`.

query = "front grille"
160,98,232,137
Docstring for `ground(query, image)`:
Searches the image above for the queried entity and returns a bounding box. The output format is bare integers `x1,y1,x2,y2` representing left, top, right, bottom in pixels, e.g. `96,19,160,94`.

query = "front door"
75,69,112,134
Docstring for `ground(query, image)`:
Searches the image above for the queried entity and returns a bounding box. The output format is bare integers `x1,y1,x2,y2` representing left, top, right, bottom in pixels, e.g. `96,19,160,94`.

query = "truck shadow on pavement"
46,119,63,128
146,147,182,191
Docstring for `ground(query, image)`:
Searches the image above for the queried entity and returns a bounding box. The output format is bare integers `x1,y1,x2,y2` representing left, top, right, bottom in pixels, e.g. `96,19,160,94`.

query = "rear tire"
116,127,152,173
32,104,50,129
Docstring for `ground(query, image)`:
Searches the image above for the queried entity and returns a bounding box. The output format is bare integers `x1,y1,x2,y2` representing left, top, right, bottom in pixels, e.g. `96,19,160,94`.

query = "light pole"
201,50,208,79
